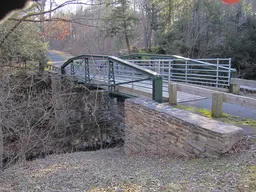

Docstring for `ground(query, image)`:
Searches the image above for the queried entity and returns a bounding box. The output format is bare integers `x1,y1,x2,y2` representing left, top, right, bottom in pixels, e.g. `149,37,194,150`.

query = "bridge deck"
48,53,205,103
64,64,205,103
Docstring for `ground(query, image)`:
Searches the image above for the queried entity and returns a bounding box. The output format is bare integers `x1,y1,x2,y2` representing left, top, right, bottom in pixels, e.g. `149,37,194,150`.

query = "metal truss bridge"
47,53,236,103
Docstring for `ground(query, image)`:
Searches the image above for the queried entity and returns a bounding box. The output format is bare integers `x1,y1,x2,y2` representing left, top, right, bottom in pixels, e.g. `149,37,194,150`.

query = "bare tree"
139,0,159,51
0,0,105,46
0,66,124,169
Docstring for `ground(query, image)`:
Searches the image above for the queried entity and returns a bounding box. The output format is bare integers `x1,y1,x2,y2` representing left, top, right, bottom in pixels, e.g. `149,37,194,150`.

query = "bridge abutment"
124,98,243,158
48,71,125,151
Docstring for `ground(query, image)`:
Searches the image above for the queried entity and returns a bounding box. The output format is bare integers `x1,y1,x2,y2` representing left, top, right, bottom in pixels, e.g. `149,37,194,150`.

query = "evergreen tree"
104,0,138,53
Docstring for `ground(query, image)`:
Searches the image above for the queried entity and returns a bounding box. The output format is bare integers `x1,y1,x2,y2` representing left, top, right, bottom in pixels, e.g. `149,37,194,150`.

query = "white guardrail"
128,58,232,88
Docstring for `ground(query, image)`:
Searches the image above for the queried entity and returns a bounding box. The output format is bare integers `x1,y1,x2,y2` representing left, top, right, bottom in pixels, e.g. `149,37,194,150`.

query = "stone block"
198,135,208,142
206,138,224,151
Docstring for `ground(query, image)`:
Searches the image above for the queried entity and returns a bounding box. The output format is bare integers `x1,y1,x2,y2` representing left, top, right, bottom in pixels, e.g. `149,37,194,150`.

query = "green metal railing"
60,55,163,103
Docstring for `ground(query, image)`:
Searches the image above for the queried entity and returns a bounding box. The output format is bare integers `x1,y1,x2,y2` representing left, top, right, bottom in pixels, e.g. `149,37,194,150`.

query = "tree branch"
8,17,100,29
0,0,106,47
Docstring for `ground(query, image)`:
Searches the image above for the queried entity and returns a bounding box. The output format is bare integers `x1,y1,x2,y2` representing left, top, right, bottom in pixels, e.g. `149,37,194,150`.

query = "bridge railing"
123,53,236,91
196,58,231,67
171,56,233,88
60,55,163,102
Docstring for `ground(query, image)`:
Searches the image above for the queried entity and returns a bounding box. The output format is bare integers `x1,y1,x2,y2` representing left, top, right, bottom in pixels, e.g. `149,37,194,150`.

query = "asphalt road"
181,98,256,120
48,51,65,67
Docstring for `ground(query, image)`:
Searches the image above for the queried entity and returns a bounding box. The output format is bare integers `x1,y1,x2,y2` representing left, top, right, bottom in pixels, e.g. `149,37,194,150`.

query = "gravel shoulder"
1,135,256,192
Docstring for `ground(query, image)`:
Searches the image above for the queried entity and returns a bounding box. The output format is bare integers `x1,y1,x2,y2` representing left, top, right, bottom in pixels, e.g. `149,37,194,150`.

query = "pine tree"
104,0,138,53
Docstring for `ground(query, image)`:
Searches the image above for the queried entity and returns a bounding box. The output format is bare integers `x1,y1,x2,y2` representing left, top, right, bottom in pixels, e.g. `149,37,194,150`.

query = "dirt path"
1,135,256,192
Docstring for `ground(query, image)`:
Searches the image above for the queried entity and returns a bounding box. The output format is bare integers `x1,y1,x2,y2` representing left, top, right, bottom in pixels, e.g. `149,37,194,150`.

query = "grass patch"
174,104,256,128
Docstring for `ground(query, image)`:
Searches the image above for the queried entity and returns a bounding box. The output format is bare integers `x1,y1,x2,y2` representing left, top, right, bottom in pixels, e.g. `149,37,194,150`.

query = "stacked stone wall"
124,98,243,158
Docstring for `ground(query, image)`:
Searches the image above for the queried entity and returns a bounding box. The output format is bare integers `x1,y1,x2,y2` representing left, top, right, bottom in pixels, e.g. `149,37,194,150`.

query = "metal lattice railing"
59,55,163,102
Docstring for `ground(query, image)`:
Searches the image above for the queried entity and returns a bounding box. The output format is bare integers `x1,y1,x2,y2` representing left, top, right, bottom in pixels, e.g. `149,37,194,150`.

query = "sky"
45,0,88,12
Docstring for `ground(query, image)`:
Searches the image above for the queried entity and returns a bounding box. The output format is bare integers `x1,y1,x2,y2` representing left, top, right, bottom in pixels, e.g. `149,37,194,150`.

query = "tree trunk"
125,36,131,53
49,0,53,19
39,61,45,74
39,0,47,74
39,0,46,33
124,29,131,53
148,30,152,52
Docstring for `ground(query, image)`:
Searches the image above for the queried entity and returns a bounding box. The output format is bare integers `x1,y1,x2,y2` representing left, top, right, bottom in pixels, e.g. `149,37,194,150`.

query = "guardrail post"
84,57,90,83
212,92,223,118
152,76,163,103
216,58,219,88
169,83,177,105
229,70,240,94
157,60,161,75
185,60,188,83
228,58,231,84
168,61,171,85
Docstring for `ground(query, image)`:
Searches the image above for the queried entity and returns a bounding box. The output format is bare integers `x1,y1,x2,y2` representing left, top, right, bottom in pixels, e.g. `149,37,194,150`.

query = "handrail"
197,58,231,60
121,53,237,72
61,54,109,69
109,56,158,76
127,57,235,88
121,53,176,59
172,55,236,72
61,55,159,77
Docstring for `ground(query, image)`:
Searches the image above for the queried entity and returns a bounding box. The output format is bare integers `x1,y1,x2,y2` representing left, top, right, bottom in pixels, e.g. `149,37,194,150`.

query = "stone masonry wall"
124,98,244,158
55,88,125,149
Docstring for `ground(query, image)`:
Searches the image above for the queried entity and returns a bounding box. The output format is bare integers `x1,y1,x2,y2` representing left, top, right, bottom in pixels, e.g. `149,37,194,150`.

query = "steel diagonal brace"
115,78,152,86
108,60,115,92
89,60,108,83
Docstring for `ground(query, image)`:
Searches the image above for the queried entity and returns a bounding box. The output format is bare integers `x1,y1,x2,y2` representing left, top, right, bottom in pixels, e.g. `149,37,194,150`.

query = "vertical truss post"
84,57,90,83
152,76,163,103
108,59,115,92
61,67,65,75
71,62,75,75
